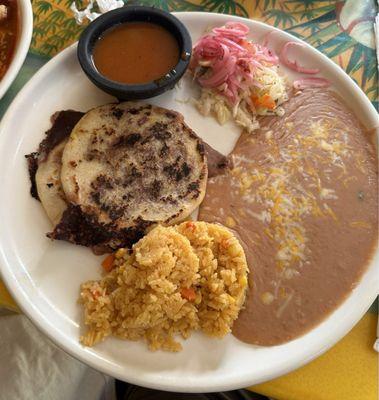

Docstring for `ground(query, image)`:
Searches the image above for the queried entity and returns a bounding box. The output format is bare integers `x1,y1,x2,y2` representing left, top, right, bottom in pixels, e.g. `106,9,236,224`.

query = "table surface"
1,0,378,117
0,1,378,399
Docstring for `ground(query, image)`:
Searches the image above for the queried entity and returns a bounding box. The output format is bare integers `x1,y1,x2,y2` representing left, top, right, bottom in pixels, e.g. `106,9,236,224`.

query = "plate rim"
0,11,377,393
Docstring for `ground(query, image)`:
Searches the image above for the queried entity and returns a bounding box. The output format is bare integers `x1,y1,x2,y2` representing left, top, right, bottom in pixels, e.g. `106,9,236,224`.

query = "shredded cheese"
230,120,356,274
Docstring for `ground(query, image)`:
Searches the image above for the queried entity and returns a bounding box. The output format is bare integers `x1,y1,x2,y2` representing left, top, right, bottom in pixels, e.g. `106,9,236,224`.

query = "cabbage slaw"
191,22,331,133
191,22,288,133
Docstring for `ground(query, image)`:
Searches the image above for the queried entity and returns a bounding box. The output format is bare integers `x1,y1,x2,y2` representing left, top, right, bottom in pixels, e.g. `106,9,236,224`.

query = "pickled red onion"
192,22,280,103
199,47,236,88
293,77,330,90
280,42,320,74
213,21,250,41
224,21,250,33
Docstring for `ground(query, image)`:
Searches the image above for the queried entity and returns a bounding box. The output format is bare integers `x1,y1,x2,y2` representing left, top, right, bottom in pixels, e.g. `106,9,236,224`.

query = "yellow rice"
79,221,249,351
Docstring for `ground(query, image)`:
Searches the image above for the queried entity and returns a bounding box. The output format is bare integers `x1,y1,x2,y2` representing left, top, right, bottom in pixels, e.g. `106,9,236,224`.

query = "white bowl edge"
0,0,33,99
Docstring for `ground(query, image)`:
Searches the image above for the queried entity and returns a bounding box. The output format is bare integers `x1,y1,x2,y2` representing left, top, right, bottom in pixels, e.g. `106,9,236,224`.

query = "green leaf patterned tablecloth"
1,0,378,116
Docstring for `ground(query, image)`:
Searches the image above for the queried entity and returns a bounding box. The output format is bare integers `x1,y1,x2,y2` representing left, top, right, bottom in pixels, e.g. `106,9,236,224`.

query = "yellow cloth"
0,279,20,313
1,280,377,399
250,312,378,400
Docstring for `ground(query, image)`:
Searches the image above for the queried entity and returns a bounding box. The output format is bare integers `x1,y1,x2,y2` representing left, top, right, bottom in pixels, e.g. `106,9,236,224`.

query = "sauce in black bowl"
93,21,180,85
77,6,192,100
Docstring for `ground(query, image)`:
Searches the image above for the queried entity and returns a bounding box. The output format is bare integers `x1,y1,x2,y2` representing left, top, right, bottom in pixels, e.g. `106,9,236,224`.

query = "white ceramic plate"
0,0,33,99
0,12,377,393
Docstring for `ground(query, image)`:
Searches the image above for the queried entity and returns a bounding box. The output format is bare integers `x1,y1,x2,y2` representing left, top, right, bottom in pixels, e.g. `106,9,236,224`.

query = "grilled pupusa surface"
59,102,208,248
25,110,85,223
35,139,69,226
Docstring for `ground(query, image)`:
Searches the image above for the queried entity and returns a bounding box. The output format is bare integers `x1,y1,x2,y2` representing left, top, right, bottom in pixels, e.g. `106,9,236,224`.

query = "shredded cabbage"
191,22,288,133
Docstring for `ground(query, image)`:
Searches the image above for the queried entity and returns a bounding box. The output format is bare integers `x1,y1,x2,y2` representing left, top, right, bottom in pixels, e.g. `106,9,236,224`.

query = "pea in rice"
79,221,249,352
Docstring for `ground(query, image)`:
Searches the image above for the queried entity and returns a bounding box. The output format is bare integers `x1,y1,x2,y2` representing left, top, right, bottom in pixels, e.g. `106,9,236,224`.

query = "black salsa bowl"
77,6,192,100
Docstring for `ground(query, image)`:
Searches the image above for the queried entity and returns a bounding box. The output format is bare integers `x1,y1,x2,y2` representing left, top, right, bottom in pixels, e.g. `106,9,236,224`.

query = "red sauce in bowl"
93,22,180,85
0,0,19,80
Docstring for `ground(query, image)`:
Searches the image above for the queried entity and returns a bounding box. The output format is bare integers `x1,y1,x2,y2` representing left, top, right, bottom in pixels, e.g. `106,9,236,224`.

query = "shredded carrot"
241,39,255,53
101,254,115,272
181,287,196,302
251,94,259,104
260,94,276,109
220,237,231,249
91,289,101,299
251,94,276,110
186,221,196,231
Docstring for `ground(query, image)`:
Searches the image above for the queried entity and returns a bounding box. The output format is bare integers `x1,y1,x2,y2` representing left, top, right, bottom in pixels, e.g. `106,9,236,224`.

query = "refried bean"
199,88,378,345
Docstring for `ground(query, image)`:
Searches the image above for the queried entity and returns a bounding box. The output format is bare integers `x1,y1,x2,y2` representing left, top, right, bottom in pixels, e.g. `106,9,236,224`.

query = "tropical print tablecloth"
0,1,378,399
33,0,379,100
0,0,378,116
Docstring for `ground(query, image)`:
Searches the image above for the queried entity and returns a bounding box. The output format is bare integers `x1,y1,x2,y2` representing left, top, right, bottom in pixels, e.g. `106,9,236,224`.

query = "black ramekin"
77,6,192,100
